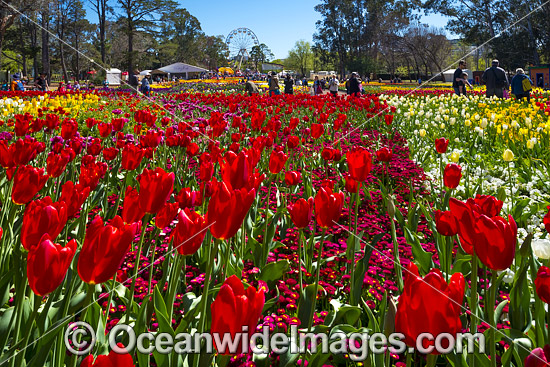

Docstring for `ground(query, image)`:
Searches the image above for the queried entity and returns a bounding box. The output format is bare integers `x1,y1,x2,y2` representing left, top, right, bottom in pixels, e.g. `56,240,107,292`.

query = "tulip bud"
450,151,460,163
387,195,395,218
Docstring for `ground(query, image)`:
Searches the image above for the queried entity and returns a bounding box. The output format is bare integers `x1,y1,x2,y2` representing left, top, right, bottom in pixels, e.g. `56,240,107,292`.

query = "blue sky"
88,1,452,60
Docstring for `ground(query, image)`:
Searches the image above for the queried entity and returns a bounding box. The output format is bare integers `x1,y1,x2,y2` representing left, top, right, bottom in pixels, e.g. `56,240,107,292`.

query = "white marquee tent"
151,63,208,79
442,69,472,82
106,68,122,85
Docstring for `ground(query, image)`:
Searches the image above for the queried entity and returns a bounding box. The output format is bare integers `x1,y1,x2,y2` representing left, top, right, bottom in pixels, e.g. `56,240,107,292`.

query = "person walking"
313,76,322,95
328,75,339,96
140,75,151,96
283,74,294,94
268,71,280,96
349,72,360,96
482,60,509,98
510,68,533,103
452,60,467,95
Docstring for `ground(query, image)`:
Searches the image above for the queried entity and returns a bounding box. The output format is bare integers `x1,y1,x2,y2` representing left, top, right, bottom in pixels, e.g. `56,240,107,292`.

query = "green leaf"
404,227,433,274
297,284,322,327
259,260,289,285
351,233,381,306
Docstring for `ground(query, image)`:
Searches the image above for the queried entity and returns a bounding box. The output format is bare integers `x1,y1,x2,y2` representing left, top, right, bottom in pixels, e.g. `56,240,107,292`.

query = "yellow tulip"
502,149,514,162
450,152,460,163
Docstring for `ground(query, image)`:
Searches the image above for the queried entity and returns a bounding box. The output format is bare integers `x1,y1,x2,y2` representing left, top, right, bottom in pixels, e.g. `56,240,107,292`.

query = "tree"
115,0,177,76
160,8,203,64
200,35,228,70
0,0,41,69
286,40,312,77
88,0,110,64
249,43,273,71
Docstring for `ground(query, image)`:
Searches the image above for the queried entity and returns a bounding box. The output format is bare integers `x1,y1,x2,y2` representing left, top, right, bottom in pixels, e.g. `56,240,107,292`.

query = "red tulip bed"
0,90,545,367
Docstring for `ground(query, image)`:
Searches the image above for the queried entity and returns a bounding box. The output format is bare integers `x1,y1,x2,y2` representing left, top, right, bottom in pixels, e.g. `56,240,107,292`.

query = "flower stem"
195,238,219,367
307,228,327,333
469,252,479,367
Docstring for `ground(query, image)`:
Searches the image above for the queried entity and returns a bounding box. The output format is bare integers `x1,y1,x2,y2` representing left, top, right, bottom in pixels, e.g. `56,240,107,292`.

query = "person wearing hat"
482,59,509,98
510,68,533,103
10,74,24,91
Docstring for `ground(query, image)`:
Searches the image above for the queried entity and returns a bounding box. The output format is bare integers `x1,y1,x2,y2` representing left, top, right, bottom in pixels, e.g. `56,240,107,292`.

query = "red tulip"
0,140,15,169
102,147,119,161
443,163,462,189
395,263,465,352
284,171,301,186
172,209,207,256
80,343,135,367
210,275,265,354
27,234,76,296
46,151,71,178
11,165,48,205
287,197,314,229
20,197,68,251
61,118,78,140
97,123,113,138
78,215,140,285
535,266,550,304
344,175,359,194
449,198,476,254
467,195,503,217
311,123,324,139
376,147,392,162
287,135,300,149
434,210,458,236
199,160,214,181
384,115,394,125
175,187,202,209
137,167,175,214
121,144,145,171
12,137,40,166
314,187,344,228
155,202,179,230
207,179,256,240
524,346,550,367
346,147,372,182
122,186,145,224
221,150,255,190
269,150,288,174
60,181,91,218
79,161,107,190
474,214,517,270
435,138,449,154
321,147,333,161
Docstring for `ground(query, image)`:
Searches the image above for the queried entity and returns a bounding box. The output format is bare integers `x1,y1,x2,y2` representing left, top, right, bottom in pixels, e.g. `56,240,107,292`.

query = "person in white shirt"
328,76,339,96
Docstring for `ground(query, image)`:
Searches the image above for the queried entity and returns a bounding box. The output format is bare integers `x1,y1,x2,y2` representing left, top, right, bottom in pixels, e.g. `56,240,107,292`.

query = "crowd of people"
452,59,535,103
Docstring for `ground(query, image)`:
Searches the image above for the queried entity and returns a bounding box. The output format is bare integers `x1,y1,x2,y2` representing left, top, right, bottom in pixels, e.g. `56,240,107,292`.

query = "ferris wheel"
226,28,260,70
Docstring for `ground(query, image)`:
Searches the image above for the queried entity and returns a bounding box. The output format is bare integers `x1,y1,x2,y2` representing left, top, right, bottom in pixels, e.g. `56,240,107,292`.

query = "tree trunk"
127,24,133,77
60,41,69,82
41,10,50,81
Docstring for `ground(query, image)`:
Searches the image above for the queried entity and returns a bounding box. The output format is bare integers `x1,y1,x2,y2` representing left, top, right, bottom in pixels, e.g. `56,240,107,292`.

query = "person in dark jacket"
481,60,509,98
452,60,466,95
283,74,294,94
349,72,360,96
510,68,533,103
